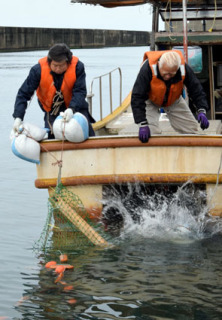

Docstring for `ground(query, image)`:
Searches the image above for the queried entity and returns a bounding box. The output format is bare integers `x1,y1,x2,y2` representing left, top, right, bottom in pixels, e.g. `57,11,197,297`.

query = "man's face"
50,60,68,74
158,62,178,81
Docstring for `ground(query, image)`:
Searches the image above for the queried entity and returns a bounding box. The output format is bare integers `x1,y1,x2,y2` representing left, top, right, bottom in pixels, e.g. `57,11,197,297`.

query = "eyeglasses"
161,71,177,77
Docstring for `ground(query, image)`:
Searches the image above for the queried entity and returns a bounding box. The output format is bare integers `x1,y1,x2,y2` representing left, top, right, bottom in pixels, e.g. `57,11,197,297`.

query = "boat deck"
105,111,222,136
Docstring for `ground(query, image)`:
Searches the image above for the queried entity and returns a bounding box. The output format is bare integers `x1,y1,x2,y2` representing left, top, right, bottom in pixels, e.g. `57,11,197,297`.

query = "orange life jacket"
143,50,186,107
36,56,79,112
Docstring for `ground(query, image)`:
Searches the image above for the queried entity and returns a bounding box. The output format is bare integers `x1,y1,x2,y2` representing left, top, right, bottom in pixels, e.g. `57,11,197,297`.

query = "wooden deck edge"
40,136,222,152
92,91,132,131
35,173,222,189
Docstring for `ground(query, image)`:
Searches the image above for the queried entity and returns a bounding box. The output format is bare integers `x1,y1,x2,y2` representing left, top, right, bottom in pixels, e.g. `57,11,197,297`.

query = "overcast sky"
0,0,164,31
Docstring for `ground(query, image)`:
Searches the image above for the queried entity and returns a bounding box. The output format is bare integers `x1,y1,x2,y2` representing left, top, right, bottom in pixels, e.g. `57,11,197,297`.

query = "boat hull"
35,136,222,217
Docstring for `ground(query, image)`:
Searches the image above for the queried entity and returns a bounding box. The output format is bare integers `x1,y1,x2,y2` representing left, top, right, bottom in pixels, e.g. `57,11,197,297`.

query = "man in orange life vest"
12,43,95,138
131,50,209,143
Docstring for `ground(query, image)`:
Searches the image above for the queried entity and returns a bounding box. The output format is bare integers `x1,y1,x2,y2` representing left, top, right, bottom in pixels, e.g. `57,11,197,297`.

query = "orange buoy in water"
47,263,74,270
62,264,74,270
63,285,74,291
45,261,57,268
68,298,77,304
55,272,64,283
55,265,66,274
59,254,68,262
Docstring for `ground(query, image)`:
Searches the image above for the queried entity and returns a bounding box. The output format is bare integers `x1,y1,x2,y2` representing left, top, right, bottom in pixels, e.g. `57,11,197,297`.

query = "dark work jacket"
13,60,95,137
131,59,209,124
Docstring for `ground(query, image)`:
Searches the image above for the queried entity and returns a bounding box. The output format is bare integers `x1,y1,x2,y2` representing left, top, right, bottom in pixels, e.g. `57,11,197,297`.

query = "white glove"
13,118,23,134
63,109,73,122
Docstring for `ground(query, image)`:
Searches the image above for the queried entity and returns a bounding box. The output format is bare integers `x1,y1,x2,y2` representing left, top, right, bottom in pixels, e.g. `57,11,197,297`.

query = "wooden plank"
52,194,110,247
92,92,132,131
35,173,222,188
155,32,222,46
40,135,222,153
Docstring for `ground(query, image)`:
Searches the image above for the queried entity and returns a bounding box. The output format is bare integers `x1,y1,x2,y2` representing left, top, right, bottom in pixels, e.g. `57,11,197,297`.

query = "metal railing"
87,67,122,121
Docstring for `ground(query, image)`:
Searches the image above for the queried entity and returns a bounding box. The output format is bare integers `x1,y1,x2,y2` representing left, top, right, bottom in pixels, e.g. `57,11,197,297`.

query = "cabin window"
173,46,203,73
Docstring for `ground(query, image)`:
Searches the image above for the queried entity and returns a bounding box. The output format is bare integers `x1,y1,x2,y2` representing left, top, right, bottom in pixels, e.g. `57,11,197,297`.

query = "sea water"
1,47,222,319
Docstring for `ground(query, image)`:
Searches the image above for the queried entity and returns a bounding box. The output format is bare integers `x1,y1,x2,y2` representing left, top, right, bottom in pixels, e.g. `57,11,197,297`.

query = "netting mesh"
34,183,111,252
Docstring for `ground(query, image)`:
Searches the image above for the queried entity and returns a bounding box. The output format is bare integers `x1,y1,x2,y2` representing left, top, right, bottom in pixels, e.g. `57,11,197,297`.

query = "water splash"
102,182,222,242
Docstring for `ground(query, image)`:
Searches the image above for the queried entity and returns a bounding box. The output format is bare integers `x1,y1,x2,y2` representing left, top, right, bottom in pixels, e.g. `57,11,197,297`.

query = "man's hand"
197,112,209,130
139,122,151,143
63,109,73,122
13,118,23,134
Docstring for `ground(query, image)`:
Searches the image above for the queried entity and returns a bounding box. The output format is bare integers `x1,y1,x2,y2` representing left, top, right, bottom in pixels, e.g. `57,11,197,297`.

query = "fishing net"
34,183,111,253
33,126,111,253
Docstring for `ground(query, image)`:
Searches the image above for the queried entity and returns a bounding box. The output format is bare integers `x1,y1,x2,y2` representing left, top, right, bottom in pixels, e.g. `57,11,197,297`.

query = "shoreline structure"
0,26,150,52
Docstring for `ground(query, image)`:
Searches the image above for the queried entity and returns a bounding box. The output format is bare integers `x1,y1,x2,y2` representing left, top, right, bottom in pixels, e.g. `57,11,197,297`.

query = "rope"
51,90,65,116
164,0,176,41
208,0,217,32
56,120,66,186
21,122,67,184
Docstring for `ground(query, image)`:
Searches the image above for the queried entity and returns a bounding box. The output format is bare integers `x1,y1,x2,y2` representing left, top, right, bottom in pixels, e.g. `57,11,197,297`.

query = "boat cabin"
151,0,222,121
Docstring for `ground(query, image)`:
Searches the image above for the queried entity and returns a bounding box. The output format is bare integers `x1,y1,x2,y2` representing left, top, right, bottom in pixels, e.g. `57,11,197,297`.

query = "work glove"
13,117,23,134
197,111,209,130
62,108,73,122
138,122,151,143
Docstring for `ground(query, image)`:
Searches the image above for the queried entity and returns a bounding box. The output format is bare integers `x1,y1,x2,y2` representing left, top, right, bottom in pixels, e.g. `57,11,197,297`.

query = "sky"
0,0,164,31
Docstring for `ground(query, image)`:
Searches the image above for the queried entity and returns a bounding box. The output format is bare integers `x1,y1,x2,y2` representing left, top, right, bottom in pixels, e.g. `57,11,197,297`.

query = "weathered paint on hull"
35,136,222,217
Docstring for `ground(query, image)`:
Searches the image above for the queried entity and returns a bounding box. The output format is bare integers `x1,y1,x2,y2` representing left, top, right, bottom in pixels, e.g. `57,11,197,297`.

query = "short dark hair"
47,43,73,64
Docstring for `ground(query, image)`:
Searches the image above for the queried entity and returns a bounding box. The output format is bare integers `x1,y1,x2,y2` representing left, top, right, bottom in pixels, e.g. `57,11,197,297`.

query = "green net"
34,183,111,253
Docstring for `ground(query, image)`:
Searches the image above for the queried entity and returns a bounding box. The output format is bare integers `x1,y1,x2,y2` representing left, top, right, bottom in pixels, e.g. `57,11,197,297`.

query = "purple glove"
139,125,151,143
197,112,209,130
